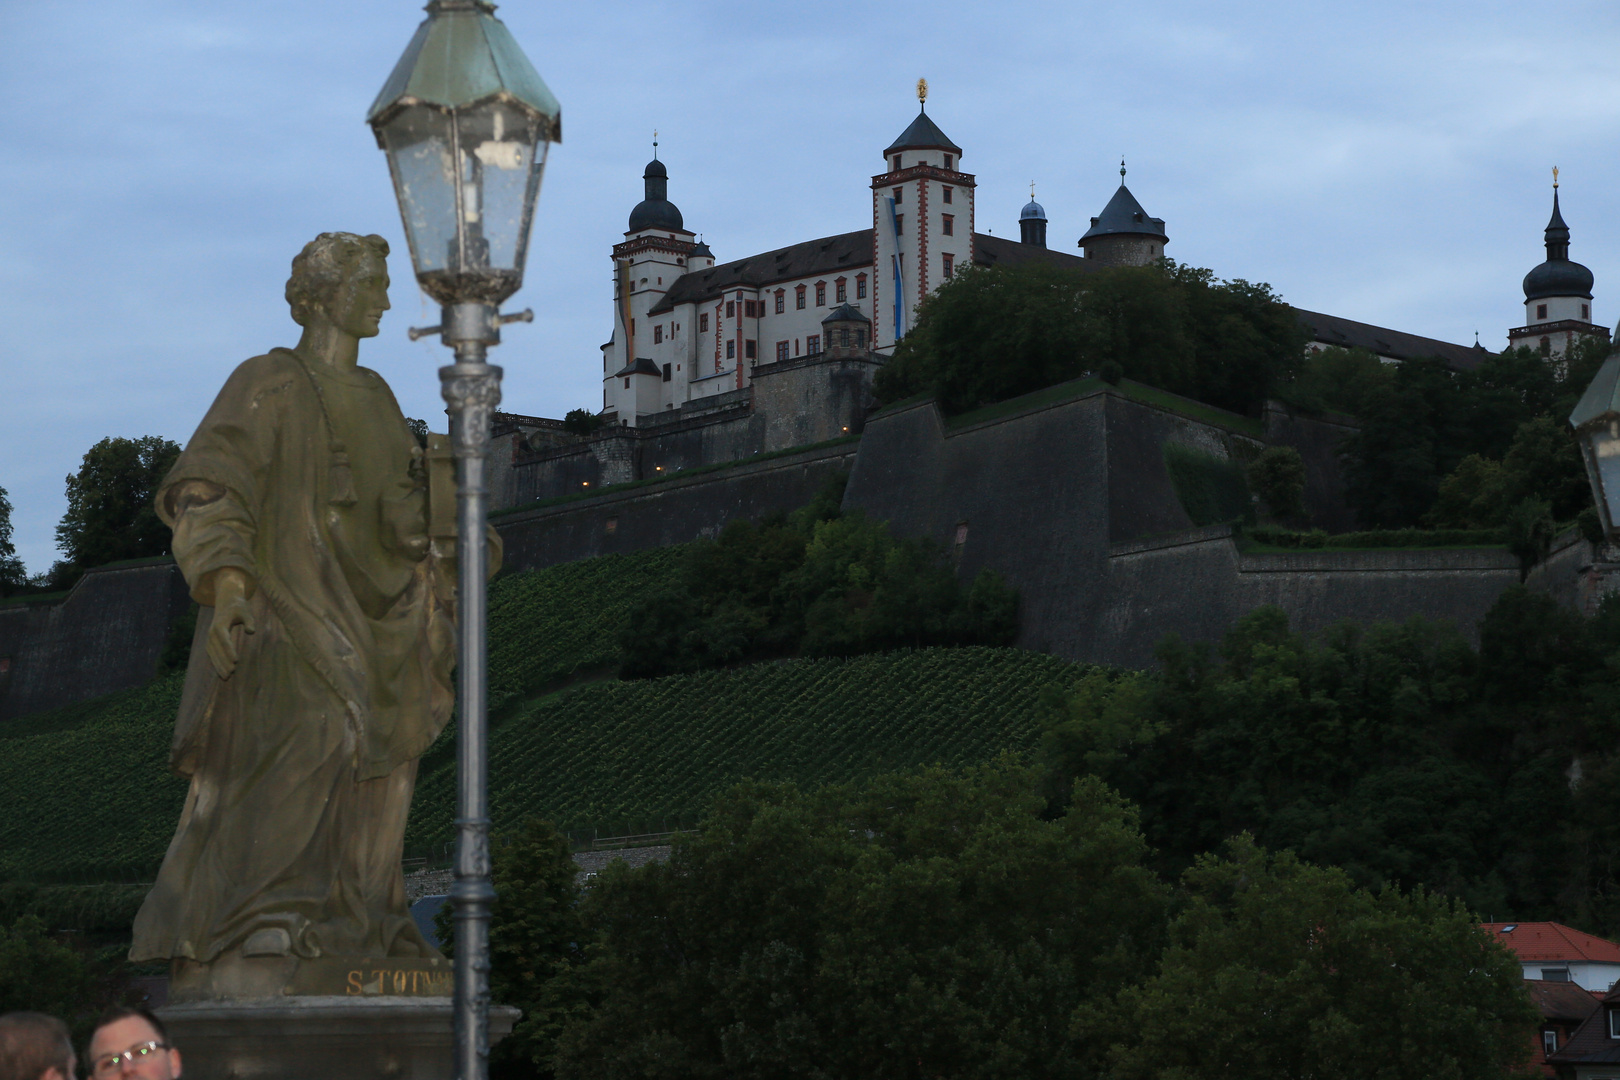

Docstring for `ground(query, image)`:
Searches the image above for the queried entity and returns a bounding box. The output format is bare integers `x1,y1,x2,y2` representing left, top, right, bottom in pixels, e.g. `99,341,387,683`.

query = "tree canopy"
0,486,25,594
873,260,1305,418
1281,341,1600,530
51,435,180,587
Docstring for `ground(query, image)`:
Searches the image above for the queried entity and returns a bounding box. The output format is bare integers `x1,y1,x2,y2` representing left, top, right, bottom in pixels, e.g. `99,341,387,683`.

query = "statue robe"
131,347,471,963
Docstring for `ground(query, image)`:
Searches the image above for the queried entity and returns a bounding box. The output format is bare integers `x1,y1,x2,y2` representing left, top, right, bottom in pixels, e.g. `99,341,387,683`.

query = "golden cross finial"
917,78,928,106
1553,165,1560,189
652,129,659,159
1030,181,1036,201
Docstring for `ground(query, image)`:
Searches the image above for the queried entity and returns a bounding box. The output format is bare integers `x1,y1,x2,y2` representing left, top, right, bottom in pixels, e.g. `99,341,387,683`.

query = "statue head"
286,232,392,339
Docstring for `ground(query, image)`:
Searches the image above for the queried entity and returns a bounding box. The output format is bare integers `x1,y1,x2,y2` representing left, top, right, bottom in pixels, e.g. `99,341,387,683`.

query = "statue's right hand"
206,568,257,680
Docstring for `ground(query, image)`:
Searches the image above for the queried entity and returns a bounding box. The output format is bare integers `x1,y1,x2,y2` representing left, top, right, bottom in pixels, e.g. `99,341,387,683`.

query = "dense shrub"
618,479,1018,678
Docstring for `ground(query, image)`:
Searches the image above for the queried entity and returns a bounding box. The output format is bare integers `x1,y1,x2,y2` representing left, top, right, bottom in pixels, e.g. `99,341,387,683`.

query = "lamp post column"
441,301,502,1080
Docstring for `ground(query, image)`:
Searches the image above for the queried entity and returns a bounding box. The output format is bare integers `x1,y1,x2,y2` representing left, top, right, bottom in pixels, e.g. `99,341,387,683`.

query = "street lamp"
1570,348,1620,539
367,4,559,1079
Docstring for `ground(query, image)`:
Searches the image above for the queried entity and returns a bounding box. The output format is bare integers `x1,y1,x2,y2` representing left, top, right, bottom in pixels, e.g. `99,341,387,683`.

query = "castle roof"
1524,189,1594,301
613,357,661,378
649,229,1094,314
885,109,961,156
1295,307,1487,371
650,231,873,313
1080,183,1166,242
822,302,870,325
629,157,685,233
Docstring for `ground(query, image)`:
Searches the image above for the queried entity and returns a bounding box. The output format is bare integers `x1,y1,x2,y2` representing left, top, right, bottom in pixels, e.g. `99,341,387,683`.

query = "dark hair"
91,1004,169,1045
0,1011,73,1080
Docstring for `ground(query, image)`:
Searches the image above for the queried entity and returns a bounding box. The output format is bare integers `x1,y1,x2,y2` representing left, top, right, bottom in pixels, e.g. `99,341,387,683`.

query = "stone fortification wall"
496,440,860,573
1262,402,1361,532
0,560,191,724
751,354,882,452
1102,392,1262,543
1099,528,1523,667
844,395,1113,657
845,386,1546,669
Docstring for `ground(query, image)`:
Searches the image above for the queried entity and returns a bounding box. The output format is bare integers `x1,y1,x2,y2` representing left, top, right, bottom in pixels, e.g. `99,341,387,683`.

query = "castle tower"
605,146,697,422
1079,161,1167,267
1508,169,1606,359
872,79,976,350
1020,184,1047,247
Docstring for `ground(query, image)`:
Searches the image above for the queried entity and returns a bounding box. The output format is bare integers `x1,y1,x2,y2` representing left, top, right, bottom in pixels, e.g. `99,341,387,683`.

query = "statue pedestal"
157,996,520,1080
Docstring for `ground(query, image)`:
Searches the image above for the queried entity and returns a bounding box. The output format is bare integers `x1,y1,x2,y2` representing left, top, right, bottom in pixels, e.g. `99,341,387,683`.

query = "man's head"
87,1007,180,1080
0,1011,74,1080
285,231,392,338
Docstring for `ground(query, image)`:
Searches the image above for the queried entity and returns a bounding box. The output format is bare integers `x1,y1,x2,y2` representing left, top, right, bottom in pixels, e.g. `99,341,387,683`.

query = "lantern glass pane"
379,107,459,280
1592,425,1620,528
454,101,545,274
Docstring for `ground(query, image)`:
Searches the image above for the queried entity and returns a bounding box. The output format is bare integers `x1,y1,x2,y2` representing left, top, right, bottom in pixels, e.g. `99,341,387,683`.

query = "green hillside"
405,646,1080,848
0,548,1072,882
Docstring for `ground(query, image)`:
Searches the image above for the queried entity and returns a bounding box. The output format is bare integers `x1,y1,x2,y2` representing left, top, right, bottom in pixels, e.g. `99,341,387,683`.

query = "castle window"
894,215,903,236
662,363,671,382
775,289,785,314
795,338,801,356
743,300,756,318
807,334,821,354
653,325,663,344
839,328,850,348
623,377,629,389
857,329,867,349
726,339,736,359
699,313,709,332
726,301,735,318
942,186,953,204
815,281,827,306
745,339,757,360
796,285,807,310
836,278,847,302
893,187,903,204
943,154,954,169
777,340,789,362
1541,336,1552,356
892,155,901,171
1538,303,1548,320
1584,304,1591,320
943,253,954,278
942,214,954,236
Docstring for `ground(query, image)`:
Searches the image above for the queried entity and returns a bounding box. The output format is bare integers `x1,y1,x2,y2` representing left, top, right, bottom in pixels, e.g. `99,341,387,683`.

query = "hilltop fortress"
0,97,1611,723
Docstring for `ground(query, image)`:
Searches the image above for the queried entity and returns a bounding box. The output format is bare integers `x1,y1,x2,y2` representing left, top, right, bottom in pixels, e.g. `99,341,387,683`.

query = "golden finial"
917,78,928,107
1030,181,1037,201
1553,165,1560,189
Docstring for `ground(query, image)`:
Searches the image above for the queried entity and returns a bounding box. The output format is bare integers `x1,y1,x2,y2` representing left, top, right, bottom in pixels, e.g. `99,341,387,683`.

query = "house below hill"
1483,922,1620,993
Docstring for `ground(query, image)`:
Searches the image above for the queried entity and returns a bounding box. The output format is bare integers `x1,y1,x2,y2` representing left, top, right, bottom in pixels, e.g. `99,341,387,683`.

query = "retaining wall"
0,561,190,724
496,440,861,573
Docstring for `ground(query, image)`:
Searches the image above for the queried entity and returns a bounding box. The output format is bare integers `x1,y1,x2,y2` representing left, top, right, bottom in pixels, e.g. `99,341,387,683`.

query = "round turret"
1020,197,1047,247
628,157,684,233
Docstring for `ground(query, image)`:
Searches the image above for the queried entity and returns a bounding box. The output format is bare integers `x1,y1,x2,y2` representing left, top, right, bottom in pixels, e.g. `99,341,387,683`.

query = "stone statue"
132,232,496,998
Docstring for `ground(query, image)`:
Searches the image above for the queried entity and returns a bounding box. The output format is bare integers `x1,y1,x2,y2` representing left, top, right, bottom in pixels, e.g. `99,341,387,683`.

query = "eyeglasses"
91,1041,169,1076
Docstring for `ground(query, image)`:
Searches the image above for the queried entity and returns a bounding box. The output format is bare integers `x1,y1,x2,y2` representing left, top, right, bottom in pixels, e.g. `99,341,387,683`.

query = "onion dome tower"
628,156,684,234
1079,160,1167,267
1509,169,1605,359
1020,183,1047,247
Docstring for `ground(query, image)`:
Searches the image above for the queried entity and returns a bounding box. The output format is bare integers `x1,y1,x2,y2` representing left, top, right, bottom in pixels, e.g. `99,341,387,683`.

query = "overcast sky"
4,1,1619,574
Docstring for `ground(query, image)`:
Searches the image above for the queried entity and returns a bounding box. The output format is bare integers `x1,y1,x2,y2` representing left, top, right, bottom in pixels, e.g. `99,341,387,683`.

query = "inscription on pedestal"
291,958,454,997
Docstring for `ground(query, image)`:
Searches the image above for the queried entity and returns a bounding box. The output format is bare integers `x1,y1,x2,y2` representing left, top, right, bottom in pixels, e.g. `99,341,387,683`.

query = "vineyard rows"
404,647,1085,847
0,545,1085,883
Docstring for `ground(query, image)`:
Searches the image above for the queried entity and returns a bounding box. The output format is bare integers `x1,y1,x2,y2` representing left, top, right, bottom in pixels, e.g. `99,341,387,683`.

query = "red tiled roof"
1481,923,1620,964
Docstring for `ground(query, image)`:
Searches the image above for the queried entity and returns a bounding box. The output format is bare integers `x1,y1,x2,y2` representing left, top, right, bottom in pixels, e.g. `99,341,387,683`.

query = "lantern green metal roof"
367,0,561,139
1570,351,1620,430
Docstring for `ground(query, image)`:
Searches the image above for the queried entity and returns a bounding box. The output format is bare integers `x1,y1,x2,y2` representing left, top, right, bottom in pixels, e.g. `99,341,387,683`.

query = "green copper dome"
367,0,561,139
